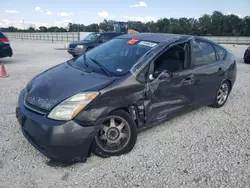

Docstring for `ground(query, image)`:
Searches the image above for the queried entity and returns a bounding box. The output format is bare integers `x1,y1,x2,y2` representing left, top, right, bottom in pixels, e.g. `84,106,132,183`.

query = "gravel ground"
0,40,250,188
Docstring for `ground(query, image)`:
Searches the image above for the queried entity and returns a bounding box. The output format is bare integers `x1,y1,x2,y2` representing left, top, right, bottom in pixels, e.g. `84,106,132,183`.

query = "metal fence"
3,32,250,44
202,36,250,45
4,32,80,42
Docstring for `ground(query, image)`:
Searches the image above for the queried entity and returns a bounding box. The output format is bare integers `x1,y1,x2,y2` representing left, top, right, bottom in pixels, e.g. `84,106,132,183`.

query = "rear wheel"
210,81,230,108
91,110,137,158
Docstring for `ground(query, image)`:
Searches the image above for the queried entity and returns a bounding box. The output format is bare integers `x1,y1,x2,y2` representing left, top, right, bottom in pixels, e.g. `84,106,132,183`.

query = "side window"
214,45,227,60
191,40,216,66
99,35,112,43
153,42,189,74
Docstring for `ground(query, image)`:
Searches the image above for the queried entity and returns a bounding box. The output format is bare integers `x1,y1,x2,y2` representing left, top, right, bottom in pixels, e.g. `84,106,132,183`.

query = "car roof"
117,33,191,43
98,32,123,35
116,33,226,48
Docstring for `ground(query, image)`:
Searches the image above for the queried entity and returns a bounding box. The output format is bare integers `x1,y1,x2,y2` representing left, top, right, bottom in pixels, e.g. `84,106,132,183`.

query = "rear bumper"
0,44,13,58
16,90,99,162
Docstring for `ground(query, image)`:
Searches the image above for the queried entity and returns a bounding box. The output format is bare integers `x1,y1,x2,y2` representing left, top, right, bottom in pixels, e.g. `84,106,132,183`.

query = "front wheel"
244,59,250,64
91,110,137,158
210,81,230,108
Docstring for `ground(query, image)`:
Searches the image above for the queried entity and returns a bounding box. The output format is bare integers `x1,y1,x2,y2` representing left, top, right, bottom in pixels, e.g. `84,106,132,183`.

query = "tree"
39,26,47,32
1,10,250,36
241,16,250,36
27,27,35,32
199,14,212,35
211,11,224,36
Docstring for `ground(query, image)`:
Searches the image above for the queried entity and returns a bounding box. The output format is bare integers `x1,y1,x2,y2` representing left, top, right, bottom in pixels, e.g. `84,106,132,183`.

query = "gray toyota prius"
16,33,237,163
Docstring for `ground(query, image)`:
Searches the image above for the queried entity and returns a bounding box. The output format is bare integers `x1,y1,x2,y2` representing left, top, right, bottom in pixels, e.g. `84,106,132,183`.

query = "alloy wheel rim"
96,116,131,153
217,83,229,105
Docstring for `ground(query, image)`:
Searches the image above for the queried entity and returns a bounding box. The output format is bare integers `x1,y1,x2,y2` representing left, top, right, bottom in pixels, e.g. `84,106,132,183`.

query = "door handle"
182,77,194,85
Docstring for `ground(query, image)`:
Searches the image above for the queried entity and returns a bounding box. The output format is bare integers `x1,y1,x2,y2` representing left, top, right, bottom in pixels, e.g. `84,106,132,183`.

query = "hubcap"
96,116,131,153
106,127,120,141
217,83,229,105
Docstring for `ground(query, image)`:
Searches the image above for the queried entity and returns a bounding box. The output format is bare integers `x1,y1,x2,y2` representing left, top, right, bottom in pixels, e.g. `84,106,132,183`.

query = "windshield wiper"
89,57,111,77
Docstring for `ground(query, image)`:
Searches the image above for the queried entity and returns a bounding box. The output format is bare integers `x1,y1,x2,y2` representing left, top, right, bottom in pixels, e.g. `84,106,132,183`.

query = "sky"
0,0,249,29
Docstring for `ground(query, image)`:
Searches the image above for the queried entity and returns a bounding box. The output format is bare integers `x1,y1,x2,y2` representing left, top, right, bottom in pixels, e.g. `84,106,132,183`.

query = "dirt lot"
0,40,250,188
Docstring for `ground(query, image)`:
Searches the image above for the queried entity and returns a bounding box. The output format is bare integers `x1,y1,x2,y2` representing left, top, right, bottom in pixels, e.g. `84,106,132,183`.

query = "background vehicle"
67,32,124,57
0,31,13,58
113,21,138,34
16,33,236,163
244,46,250,64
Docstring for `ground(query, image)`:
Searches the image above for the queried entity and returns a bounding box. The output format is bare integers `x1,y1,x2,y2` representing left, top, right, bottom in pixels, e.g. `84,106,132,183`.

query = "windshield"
74,38,158,76
83,33,100,41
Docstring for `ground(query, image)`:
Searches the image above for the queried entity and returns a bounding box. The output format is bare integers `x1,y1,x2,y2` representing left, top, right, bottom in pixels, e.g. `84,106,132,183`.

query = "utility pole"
22,19,25,30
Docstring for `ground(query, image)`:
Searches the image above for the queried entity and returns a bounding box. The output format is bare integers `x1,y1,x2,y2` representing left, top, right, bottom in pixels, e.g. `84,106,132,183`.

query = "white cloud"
0,18,71,29
124,16,156,22
98,11,108,18
0,19,23,28
45,9,52,15
5,10,20,14
54,20,71,26
130,1,147,8
77,11,85,16
35,6,43,12
57,12,74,17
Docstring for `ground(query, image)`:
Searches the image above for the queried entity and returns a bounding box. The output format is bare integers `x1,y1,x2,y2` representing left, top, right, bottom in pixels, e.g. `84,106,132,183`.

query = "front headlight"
77,45,85,49
48,92,99,121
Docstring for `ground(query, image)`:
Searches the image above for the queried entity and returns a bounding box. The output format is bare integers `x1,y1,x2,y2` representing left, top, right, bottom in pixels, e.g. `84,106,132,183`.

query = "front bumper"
67,47,85,56
0,44,13,58
244,55,250,63
16,90,99,162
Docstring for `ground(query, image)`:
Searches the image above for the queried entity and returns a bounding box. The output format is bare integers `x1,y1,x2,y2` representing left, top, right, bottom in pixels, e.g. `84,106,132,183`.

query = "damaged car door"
144,41,196,127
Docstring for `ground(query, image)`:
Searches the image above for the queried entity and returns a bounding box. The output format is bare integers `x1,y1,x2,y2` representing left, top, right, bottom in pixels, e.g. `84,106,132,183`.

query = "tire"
210,81,230,108
244,59,250,64
91,110,137,158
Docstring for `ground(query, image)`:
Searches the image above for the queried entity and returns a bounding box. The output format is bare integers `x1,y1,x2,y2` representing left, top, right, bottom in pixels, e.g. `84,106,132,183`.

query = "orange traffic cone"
0,63,8,78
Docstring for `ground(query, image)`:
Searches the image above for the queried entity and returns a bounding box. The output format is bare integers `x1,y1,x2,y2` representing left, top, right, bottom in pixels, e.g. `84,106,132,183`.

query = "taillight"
0,38,9,44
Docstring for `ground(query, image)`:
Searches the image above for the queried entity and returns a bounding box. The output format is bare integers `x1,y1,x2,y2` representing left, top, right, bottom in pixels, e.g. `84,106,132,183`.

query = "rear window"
214,45,227,60
191,40,216,66
74,38,158,76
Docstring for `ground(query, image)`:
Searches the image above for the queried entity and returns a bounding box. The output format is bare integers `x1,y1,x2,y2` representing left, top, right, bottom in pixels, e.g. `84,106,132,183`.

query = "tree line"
1,11,250,36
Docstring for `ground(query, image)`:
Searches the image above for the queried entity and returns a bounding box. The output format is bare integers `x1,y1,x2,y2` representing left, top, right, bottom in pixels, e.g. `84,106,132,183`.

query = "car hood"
25,62,115,112
70,40,94,46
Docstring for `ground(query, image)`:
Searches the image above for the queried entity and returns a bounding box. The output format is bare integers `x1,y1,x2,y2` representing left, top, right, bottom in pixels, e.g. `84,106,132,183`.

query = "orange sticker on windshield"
127,38,139,45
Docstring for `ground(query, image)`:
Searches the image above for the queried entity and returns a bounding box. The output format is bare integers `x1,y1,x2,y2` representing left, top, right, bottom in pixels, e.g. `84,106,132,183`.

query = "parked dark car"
16,33,236,163
243,46,250,64
0,31,13,58
67,32,124,57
